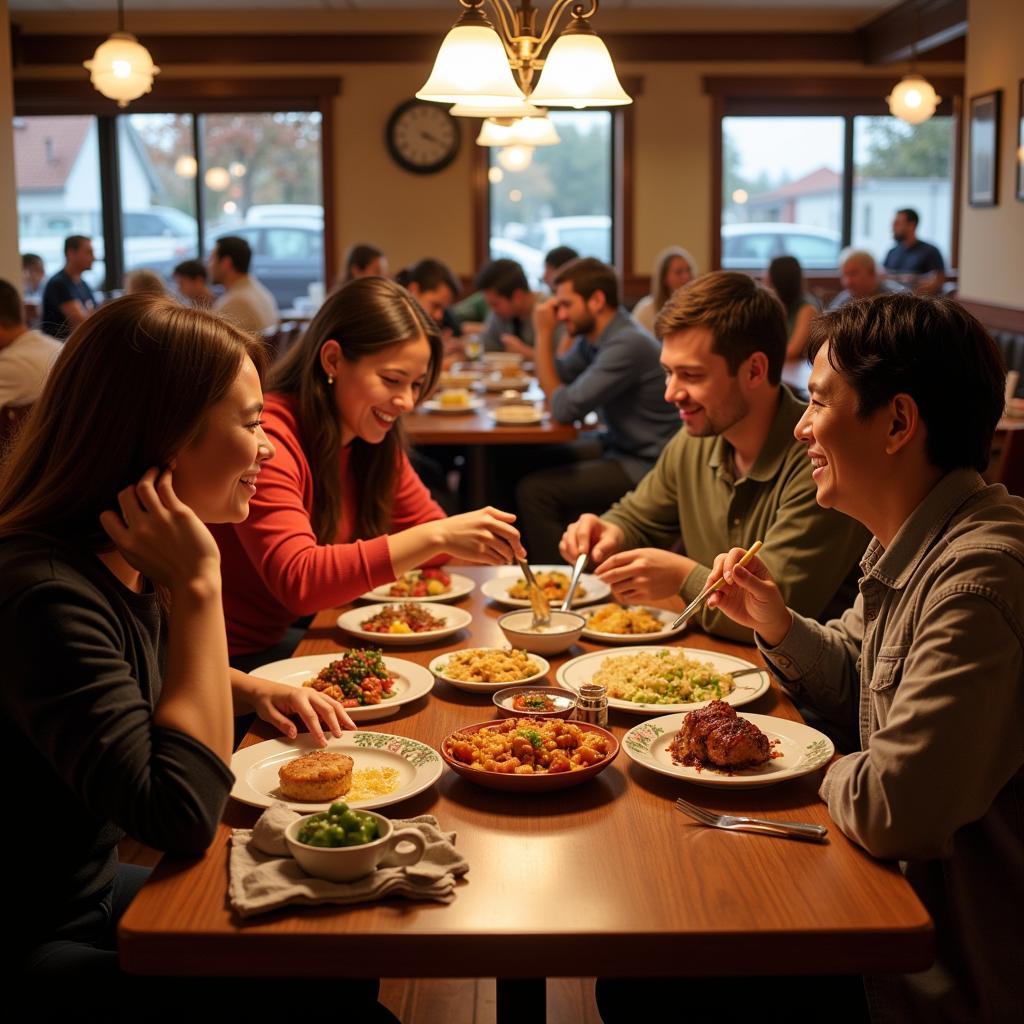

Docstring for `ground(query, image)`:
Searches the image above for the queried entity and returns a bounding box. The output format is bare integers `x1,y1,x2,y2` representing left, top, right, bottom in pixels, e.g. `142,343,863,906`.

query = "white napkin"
229,804,469,918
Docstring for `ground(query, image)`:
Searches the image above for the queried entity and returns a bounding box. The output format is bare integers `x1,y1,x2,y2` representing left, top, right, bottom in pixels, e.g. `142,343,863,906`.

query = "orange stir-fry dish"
446,717,610,775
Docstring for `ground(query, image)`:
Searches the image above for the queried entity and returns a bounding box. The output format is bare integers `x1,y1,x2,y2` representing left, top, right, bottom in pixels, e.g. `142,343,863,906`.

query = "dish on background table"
359,571,475,604
230,731,443,811
428,648,550,693
336,602,472,645
491,405,545,426
480,564,610,608
621,711,834,789
482,374,532,392
421,396,485,414
249,652,434,722
441,717,619,791
581,604,686,644
557,646,771,715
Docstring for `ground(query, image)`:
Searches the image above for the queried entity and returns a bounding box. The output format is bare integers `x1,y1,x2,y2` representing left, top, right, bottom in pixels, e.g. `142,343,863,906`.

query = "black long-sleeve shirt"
0,537,233,940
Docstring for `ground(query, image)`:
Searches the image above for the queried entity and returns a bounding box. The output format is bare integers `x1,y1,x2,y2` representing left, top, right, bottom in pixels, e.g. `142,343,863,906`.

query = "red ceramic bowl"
441,717,619,792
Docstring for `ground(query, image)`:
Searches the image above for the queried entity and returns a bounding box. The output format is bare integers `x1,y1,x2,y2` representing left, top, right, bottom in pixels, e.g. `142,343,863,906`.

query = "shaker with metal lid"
575,682,608,728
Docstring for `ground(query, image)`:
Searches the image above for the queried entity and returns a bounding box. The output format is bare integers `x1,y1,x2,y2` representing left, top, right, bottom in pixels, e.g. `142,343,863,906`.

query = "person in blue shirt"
883,208,945,295
40,235,96,339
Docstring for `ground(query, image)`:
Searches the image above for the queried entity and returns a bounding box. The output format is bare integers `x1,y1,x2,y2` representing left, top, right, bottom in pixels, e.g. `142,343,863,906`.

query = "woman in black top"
2,296,390,1019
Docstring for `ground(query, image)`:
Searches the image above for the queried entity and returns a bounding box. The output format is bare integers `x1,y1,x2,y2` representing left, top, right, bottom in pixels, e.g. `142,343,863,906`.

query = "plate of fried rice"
556,646,771,715
581,604,685,644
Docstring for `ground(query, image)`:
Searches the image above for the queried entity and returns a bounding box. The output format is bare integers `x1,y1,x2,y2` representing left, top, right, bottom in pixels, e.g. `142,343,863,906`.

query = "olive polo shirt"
601,386,870,642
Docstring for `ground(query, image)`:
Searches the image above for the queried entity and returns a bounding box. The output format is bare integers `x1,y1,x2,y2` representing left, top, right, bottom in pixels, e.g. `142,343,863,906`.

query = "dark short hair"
173,259,207,281
553,256,619,308
544,245,578,270
213,236,252,274
64,235,90,256
808,293,1005,473
475,258,529,297
656,270,787,385
896,207,919,226
21,253,43,270
344,243,384,281
395,258,459,298
0,279,25,326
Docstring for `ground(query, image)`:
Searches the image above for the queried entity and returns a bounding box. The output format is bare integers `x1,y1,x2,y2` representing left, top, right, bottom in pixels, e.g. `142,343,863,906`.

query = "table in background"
120,567,932,1019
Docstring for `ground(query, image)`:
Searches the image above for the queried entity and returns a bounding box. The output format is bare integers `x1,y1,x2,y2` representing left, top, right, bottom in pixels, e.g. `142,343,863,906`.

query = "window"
488,110,613,289
14,115,105,291
722,116,844,270
853,115,954,266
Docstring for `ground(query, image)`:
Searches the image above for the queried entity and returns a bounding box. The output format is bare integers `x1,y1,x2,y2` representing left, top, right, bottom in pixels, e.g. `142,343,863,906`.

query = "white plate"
482,375,531,392
421,397,485,414
428,649,550,693
556,646,771,715
479,564,610,608
359,572,475,604
249,653,434,722
230,731,443,812
622,712,834,789
491,406,546,426
336,603,472,645
581,604,686,644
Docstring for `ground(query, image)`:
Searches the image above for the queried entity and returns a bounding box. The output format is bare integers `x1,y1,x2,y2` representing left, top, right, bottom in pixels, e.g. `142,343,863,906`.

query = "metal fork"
516,558,551,627
674,797,828,842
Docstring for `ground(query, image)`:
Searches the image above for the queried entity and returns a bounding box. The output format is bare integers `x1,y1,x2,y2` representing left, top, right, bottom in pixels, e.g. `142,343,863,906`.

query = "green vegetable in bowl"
297,803,381,847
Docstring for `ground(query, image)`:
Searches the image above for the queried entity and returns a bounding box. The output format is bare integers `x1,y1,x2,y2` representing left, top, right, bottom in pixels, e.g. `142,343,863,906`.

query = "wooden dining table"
118,567,932,1019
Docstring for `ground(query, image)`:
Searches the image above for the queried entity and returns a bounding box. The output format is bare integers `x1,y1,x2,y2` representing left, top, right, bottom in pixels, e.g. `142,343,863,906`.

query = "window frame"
705,76,964,274
14,78,339,294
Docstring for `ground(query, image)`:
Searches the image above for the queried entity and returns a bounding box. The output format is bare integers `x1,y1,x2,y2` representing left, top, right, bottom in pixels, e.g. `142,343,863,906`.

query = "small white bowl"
498,609,586,655
285,810,426,882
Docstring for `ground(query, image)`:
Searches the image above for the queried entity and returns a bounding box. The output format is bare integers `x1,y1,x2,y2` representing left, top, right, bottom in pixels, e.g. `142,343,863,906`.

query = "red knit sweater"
213,392,445,655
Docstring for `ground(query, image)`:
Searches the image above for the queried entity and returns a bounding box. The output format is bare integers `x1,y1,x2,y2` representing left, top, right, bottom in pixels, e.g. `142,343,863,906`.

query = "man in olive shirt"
560,271,869,643
704,294,1023,1023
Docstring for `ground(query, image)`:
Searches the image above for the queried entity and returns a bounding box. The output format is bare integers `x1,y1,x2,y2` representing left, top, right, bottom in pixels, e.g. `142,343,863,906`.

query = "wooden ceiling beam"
858,0,968,66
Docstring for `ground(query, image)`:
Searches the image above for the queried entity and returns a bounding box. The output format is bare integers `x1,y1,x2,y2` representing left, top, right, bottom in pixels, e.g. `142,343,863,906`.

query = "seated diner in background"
209,235,280,333
340,241,388,284
123,268,167,297
766,254,819,361
3,296,379,1013
630,244,698,335
0,278,61,408
560,271,869,646
211,276,525,671
702,293,1023,1024
475,257,545,357
173,258,215,309
883,207,945,296
828,248,904,310
40,234,96,339
542,243,579,292
516,257,681,561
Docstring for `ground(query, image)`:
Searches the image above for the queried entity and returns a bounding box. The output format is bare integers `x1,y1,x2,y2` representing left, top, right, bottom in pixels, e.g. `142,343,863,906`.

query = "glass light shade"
83,31,160,108
886,74,941,125
476,116,560,148
174,155,197,179
530,31,631,107
204,166,231,191
451,99,543,119
497,144,534,172
417,24,524,106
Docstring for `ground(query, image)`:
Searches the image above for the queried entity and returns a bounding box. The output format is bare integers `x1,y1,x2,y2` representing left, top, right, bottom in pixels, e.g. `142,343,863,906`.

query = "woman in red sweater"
215,276,524,668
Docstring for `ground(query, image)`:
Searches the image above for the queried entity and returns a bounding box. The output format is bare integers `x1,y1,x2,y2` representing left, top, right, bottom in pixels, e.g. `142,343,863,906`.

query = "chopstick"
670,540,763,630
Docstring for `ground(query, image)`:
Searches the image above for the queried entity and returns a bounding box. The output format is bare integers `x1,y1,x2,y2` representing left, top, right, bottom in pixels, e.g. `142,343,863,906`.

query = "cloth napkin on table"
228,803,469,918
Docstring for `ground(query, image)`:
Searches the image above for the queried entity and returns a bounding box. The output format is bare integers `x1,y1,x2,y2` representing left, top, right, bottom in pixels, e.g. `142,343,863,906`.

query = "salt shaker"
575,682,609,728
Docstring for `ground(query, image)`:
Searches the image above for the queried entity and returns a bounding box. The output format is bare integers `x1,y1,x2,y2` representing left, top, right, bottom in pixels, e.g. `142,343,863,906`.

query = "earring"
327,373,335,385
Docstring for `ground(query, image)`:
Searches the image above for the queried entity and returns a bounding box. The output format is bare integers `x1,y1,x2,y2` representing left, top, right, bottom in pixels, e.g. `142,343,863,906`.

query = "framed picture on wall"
968,90,1001,207
1017,79,1024,202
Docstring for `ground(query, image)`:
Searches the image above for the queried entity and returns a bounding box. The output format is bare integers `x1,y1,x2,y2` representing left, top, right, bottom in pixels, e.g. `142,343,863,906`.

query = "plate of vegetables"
250,650,435,722
361,568,475,603
337,602,472,645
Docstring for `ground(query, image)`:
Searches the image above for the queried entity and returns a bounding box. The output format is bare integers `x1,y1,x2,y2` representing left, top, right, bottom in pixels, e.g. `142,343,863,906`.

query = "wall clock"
386,98,461,175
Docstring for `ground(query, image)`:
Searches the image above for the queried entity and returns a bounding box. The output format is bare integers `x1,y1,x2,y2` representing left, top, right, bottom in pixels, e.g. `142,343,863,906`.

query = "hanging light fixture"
418,1,630,111
497,144,535,172
84,1,160,108
886,11,940,126
476,115,561,148
450,99,544,119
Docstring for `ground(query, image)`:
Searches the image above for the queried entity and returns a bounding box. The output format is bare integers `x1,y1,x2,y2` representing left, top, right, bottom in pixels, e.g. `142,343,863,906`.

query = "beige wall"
0,0,21,285
958,0,1024,308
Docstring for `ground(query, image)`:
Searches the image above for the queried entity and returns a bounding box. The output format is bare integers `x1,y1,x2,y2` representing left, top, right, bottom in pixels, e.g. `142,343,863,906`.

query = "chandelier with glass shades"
420,2,629,170
84,0,160,108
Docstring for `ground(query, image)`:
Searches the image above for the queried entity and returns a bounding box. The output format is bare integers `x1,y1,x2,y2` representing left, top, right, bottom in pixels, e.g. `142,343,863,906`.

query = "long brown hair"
0,294,264,548
652,246,698,311
267,277,442,543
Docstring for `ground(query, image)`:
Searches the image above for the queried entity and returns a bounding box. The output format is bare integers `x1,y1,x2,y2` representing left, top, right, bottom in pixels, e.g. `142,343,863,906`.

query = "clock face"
386,99,461,175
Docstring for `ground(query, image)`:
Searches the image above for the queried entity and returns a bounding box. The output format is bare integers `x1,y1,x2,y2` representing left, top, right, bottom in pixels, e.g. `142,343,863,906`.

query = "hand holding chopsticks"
671,540,763,630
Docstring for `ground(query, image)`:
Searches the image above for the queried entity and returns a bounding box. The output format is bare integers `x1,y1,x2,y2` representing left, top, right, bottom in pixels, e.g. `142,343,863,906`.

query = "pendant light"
84,1,160,108
886,10,940,126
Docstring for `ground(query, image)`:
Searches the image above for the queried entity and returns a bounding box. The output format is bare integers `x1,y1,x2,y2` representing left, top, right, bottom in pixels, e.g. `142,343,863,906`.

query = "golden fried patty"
278,751,354,801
